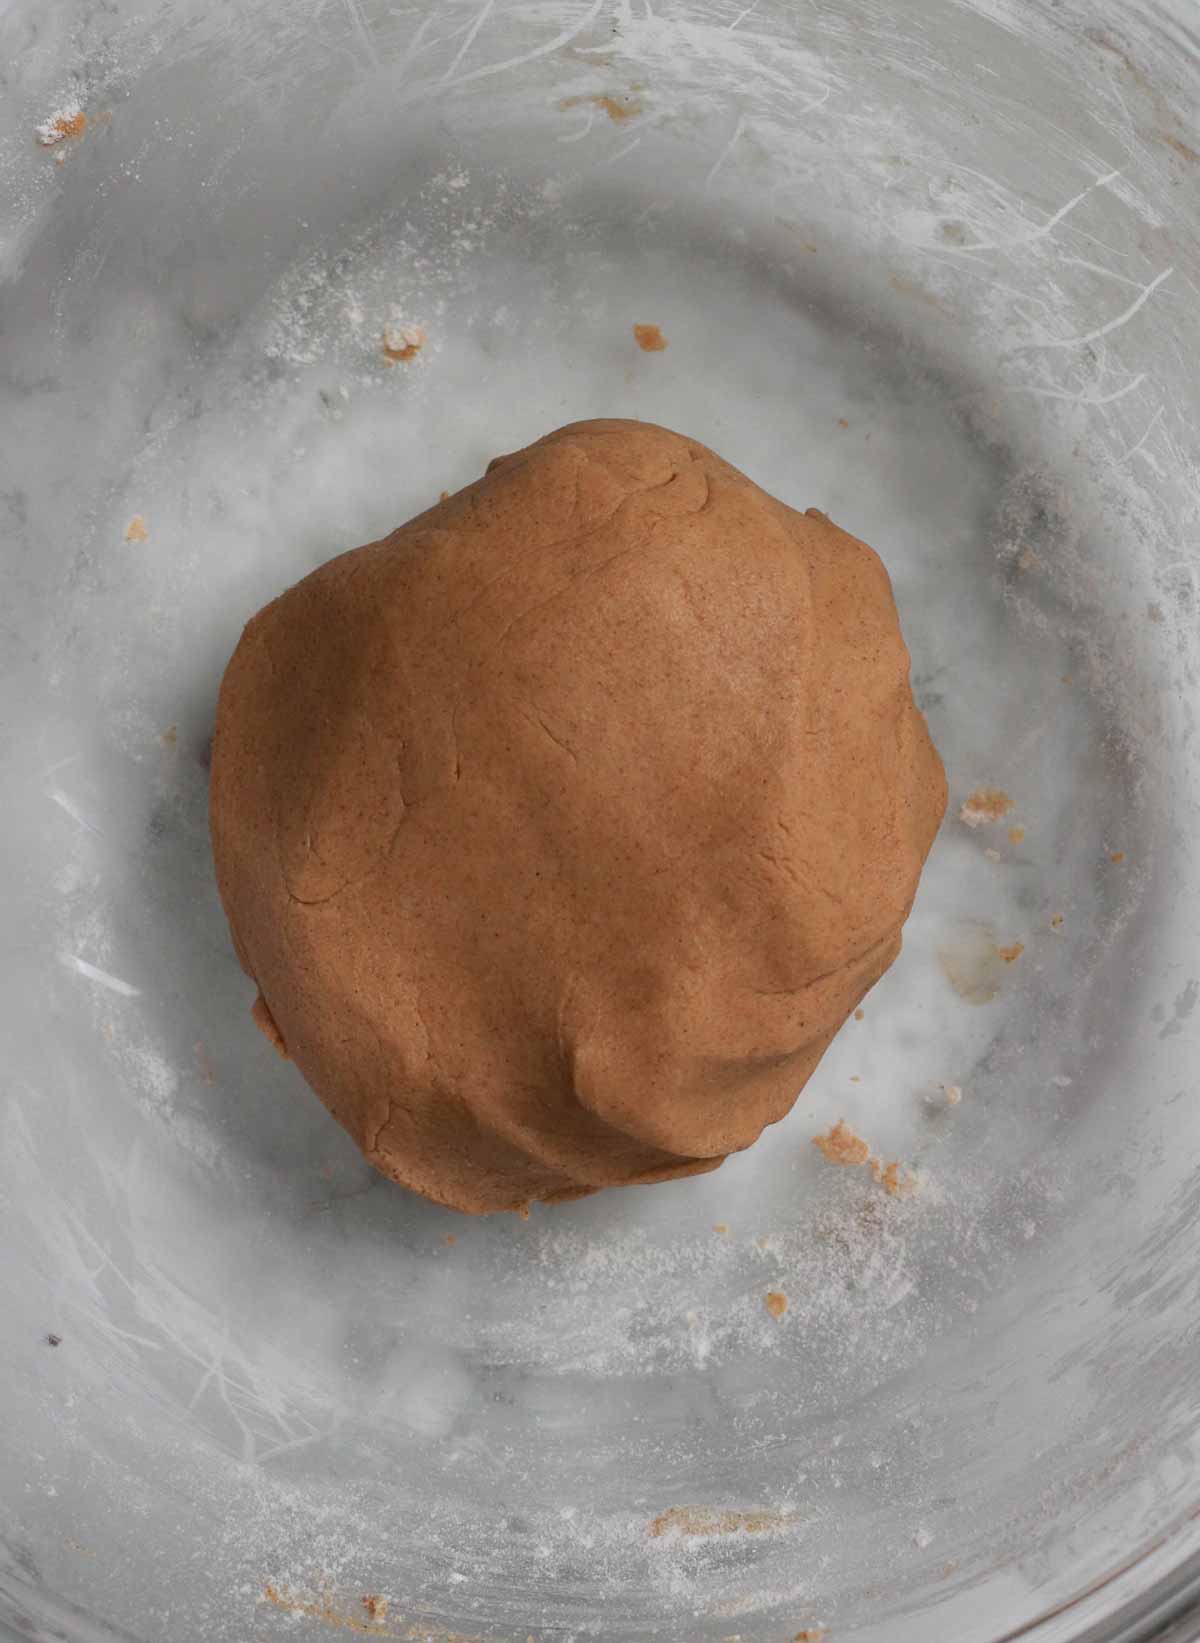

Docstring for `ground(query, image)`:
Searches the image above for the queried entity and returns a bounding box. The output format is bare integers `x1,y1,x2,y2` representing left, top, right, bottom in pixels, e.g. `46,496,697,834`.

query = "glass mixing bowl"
3,0,1199,1638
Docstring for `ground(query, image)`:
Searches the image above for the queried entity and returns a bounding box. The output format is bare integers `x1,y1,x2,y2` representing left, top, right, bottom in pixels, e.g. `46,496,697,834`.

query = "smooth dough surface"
210,419,947,1213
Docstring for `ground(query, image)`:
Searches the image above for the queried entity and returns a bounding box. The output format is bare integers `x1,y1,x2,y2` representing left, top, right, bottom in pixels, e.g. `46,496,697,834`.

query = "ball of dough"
210,420,946,1214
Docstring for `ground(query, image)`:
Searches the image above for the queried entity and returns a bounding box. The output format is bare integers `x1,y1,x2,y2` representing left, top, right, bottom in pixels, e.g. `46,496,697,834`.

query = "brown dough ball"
210,420,946,1214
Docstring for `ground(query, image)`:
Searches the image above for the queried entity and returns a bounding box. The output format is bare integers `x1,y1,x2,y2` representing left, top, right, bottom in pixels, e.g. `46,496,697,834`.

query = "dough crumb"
1007,825,1025,845
984,847,1002,863
937,1082,963,1106
36,106,87,146
263,1586,401,1633
836,417,849,429
1050,913,1065,929
561,92,642,121
854,1007,865,1021
1110,850,1126,864
869,1157,920,1197
713,1222,730,1235
794,1632,827,1642
765,1291,788,1319
812,1119,870,1166
959,786,1014,827
648,1506,796,1539
996,941,1024,964
515,1202,530,1220
160,724,177,747
382,318,426,363
595,92,640,121
439,490,450,502
633,323,667,352
124,515,149,543
444,1233,457,1245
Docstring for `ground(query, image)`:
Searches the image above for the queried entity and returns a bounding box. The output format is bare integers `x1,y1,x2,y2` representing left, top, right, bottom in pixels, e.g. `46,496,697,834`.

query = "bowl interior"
2,2,1200,1640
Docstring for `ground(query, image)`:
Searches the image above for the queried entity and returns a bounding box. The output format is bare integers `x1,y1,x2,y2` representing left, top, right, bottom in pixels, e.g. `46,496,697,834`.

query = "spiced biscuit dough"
210,419,946,1213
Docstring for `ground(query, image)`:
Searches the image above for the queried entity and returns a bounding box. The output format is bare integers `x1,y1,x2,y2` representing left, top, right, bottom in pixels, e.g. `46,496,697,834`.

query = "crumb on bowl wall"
382,320,426,363
634,323,668,352
870,1157,920,1198
812,1119,870,1166
648,1505,798,1539
36,106,87,146
959,786,1014,827
560,92,643,122
813,1120,921,1196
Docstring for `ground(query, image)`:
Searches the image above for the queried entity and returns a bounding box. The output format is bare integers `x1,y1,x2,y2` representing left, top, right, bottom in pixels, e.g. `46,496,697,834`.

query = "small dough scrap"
959,786,1013,827
210,419,946,1213
634,323,668,352
812,1119,872,1166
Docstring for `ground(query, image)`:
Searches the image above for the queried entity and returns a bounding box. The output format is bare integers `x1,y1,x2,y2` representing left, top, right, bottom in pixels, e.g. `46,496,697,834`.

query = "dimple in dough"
209,419,947,1214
